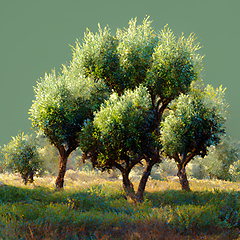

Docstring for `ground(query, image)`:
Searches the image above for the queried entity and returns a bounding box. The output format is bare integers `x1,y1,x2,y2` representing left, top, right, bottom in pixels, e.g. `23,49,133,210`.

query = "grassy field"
1,169,240,239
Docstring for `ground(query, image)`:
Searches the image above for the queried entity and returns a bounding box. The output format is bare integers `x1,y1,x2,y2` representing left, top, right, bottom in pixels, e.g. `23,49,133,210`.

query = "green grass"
0,171,240,239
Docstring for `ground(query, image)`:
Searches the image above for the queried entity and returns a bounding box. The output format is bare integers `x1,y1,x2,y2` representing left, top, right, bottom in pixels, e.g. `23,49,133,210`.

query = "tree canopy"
92,86,156,166
75,17,203,200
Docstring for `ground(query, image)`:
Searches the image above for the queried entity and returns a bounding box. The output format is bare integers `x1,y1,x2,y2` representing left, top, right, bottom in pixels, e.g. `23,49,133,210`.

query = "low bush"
2,132,44,184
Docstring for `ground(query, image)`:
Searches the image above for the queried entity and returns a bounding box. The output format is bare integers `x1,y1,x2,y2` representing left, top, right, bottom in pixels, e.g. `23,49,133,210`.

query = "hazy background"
1,0,239,146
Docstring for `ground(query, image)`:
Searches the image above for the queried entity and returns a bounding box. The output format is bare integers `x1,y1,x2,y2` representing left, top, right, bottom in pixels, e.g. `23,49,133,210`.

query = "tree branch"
171,153,181,164
183,131,212,167
183,148,197,168
114,162,125,173
128,154,144,170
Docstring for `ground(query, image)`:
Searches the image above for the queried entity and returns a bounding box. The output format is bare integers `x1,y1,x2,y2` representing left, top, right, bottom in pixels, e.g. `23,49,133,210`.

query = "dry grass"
1,169,240,193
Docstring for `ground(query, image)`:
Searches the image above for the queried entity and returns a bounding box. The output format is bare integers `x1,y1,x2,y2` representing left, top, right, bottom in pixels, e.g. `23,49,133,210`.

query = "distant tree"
203,136,240,180
160,82,228,190
78,17,203,201
29,70,110,189
229,159,240,182
187,156,207,180
2,132,43,184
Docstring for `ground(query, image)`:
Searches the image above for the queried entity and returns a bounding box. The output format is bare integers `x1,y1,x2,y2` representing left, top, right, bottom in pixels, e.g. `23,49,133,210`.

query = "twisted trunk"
135,149,161,202
135,160,154,202
114,160,139,201
177,163,190,191
55,145,74,189
122,170,135,199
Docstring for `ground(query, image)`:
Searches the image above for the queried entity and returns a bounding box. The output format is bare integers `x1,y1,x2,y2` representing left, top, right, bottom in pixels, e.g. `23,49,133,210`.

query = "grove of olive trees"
28,17,228,201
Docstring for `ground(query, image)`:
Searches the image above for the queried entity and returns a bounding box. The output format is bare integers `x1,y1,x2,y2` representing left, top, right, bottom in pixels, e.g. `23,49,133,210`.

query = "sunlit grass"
1,170,240,239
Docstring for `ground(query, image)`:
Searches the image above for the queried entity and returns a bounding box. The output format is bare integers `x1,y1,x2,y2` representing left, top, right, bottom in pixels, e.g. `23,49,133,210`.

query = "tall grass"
0,169,240,239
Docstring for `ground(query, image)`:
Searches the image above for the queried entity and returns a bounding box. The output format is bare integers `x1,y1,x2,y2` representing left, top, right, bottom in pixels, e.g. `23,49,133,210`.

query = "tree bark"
22,173,28,185
22,170,34,185
55,146,70,189
135,150,161,202
28,170,34,183
114,156,143,202
177,164,190,191
122,170,135,199
135,161,154,202
82,152,86,164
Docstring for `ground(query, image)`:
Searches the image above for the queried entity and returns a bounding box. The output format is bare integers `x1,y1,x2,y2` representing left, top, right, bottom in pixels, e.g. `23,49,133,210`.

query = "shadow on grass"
145,189,240,208
1,184,240,239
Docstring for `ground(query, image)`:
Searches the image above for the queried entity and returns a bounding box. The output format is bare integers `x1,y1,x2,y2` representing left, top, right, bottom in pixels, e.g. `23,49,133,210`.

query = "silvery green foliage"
69,24,121,92
187,156,207,180
36,132,59,174
116,17,158,90
229,160,240,182
89,85,157,168
29,69,110,147
160,81,228,158
159,157,178,178
186,136,240,180
2,132,43,181
203,136,240,180
67,147,83,170
146,26,203,101
203,145,228,180
69,16,202,98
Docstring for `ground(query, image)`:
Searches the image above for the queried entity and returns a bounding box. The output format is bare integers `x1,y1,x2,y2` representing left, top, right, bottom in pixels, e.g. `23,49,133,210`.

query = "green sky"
0,0,239,146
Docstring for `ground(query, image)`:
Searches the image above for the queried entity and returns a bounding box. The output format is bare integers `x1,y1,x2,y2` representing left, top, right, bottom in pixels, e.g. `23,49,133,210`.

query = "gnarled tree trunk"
114,152,160,203
135,161,154,202
135,150,161,202
177,164,190,191
114,161,137,201
55,146,71,189
122,170,135,199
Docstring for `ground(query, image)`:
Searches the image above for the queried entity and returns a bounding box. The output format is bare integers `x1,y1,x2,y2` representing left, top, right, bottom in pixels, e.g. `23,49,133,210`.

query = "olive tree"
80,86,159,200
203,135,240,180
160,82,228,190
77,17,203,201
29,70,110,189
3,132,43,184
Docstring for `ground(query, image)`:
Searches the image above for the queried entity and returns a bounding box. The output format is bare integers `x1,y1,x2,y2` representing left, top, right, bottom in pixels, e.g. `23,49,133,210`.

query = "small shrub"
2,132,43,184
